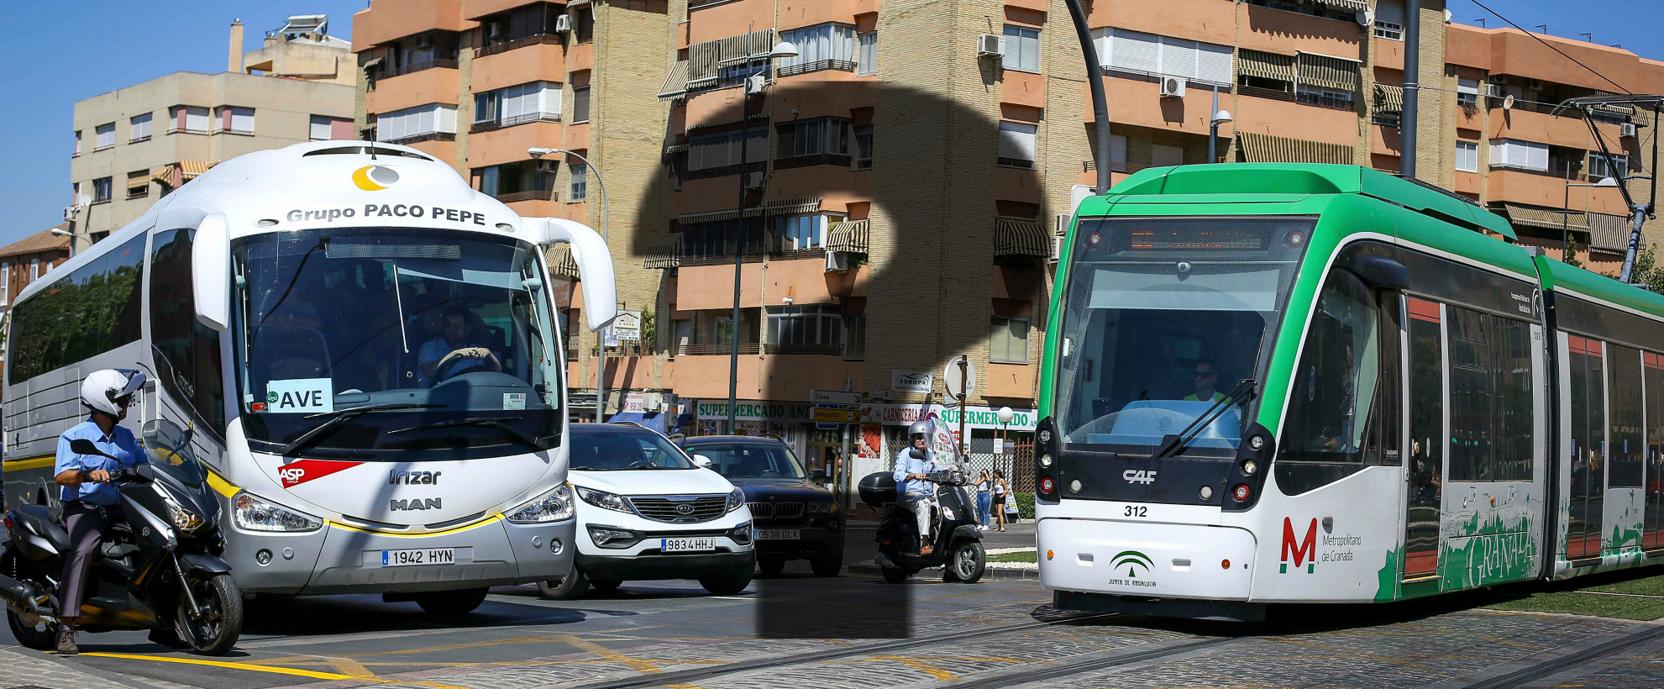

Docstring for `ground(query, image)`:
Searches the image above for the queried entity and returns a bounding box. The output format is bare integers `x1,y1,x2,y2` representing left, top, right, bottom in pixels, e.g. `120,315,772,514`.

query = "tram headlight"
508,483,576,523
1248,435,1265,451
1199,485,1214,500
1039,453,1053,469
1038,429,1052,445
232,492,323,533
1241,459,1258,476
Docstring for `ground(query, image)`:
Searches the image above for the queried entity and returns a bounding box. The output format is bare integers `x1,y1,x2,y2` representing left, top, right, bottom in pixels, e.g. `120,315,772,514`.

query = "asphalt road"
6,558,1664,689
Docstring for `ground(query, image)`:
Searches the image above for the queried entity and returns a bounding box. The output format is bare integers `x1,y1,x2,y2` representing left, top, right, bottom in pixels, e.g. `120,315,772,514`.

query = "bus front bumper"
1037,517,1257,601
224,517,575,595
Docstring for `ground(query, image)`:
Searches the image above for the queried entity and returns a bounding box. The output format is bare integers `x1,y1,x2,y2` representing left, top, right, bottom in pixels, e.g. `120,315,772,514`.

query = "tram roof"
1538,254,1664,319
1090,164,1517,241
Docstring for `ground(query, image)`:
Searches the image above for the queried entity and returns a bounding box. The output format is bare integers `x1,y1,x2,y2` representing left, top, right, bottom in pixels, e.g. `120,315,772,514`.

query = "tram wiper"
1152,378,1257,461
282,402,440,455
388,416,544,448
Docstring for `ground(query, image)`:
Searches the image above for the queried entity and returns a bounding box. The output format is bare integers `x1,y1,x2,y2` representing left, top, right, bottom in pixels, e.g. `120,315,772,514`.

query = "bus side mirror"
191,214,231,332
1349,255,1409,291
524,217,618,332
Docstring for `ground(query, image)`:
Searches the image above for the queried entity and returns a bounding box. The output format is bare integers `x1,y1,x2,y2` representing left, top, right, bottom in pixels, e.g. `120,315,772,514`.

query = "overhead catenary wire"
1469,0,1633,95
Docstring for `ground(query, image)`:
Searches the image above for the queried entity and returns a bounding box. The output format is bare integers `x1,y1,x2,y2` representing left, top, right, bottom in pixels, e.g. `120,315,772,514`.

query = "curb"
848,562,1041,581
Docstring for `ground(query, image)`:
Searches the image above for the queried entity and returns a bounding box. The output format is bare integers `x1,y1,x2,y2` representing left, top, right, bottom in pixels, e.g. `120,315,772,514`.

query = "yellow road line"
80,652,353,680
555,634,706,689
861,655,959,681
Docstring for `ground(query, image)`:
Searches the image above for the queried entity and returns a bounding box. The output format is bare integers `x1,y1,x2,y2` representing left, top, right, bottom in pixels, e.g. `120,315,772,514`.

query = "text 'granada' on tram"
1035,163,1664,620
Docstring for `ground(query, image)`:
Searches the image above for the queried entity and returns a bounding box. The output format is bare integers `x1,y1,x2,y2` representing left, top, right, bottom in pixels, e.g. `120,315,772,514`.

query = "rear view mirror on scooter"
909,448,926,460
68,439,115,460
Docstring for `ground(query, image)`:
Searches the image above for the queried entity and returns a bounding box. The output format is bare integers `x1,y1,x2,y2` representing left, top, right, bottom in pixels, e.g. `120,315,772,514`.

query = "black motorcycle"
858,452,986,584
0,419,242,655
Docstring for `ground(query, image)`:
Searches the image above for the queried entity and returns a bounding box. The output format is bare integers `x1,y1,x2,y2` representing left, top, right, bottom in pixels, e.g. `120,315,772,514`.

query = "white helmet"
81,368,146,418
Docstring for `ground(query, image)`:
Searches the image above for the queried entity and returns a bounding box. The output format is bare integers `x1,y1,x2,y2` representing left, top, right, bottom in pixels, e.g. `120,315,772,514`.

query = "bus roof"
1097,163,1516,241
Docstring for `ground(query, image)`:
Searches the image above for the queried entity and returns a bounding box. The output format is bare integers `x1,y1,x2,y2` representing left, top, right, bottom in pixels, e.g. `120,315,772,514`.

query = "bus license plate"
381,548,456,567
754,529,800,541
660,537,716,553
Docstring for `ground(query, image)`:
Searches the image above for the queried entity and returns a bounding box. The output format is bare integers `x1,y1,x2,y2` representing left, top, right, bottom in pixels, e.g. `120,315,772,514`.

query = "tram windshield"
231,228,563,460
1053,217,1314,454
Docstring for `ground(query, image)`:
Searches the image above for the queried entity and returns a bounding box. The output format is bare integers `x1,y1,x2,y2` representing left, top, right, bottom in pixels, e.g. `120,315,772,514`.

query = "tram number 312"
1124,506,1148,518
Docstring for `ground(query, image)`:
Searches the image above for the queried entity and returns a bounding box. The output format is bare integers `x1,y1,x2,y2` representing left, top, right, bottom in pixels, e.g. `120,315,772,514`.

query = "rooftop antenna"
1475,18,1487,28
1579,33,1593,42
1535,24,1548,34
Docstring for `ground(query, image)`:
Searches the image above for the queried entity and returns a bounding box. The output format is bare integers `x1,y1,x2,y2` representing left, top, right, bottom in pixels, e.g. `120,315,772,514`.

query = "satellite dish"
1355,9,1374,26
1445,9,1454,23
1503,94,1516,110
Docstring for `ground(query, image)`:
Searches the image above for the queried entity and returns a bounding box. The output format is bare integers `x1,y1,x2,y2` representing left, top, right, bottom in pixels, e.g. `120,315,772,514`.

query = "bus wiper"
282,402,439,455
388,417,544,448
1152,379,1257,461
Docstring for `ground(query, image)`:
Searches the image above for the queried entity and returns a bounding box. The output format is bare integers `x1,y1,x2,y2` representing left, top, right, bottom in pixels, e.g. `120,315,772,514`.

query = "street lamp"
995,406,1014,476
1563,174,1619,262
725,39,798,435
531,146,610,422
1208,109,1232,164
49,228,76,257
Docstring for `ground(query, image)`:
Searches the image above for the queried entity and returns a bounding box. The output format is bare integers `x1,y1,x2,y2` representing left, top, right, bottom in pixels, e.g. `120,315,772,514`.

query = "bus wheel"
538,569,590,600
415,588,488,619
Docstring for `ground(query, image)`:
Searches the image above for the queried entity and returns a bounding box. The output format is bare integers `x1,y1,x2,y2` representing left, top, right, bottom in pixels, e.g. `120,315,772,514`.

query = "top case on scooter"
11,505,69,558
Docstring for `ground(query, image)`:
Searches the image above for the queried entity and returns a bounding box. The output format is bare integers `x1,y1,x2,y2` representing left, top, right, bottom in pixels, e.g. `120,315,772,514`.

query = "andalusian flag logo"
1110,550,1154,578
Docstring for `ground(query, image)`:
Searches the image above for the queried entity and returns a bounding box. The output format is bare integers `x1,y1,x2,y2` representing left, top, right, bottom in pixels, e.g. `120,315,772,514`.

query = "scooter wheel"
175,573,244,656
950,540,986,584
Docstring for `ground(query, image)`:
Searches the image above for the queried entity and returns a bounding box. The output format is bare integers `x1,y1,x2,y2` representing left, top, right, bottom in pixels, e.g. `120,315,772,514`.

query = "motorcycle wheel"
415,588,488,620
950,540,986,584
2,550,54,652
174,573,243,656
538,567,590,600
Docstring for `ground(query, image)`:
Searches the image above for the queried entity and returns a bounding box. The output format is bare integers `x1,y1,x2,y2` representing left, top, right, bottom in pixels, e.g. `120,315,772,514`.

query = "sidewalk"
0,644,191,689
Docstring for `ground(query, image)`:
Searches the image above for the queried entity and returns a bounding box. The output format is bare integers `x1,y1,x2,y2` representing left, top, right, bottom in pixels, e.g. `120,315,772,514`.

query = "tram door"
1402,298,1444,581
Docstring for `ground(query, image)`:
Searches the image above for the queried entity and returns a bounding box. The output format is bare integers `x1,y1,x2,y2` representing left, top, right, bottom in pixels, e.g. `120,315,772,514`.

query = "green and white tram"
1036,163,1663,619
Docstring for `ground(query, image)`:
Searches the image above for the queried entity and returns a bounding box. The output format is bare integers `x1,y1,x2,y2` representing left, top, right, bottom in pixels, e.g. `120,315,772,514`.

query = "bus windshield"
1052,217,1313,455
232,228,563,460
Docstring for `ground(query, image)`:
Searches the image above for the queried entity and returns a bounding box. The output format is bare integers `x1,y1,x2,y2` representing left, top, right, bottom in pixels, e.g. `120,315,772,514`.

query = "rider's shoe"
55,625,78,656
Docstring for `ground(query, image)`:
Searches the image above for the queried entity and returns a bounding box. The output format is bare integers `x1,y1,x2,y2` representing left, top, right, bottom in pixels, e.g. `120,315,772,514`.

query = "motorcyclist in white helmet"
50,368,146,655
891,421,939,555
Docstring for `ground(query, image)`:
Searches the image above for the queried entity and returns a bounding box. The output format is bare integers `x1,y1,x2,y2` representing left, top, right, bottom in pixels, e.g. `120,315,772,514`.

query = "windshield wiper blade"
1152,378,1257,461
282,402,439,455
388,417,544,448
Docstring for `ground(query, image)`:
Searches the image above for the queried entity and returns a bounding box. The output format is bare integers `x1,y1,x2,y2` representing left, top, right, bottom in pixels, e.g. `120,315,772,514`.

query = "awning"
1297,52,1361,93
1501,203,1587,233
826,219,870,254
644,236,682,269
1238,49,1295,82
678,206,764,224
180,160,215,179
677,197,821,225
994,218,1051,258
1588,212,1632,252
547,244,581,279
1237,132,1354,164
1306,0,1367,12
658,60,689,100
664,142,689,155
1374,84,1405,115
765,196,821,215
151,165,179,187
687,29,774,89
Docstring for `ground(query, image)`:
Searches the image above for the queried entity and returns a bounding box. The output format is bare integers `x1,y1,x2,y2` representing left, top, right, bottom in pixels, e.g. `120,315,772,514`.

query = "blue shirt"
417,336,490,386
893,449,936,498
54,421,143,506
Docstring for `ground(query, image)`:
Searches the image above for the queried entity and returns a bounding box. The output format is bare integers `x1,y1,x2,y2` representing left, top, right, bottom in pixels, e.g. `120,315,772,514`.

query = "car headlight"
507,483,576,523
725,487,746,513
575,486,635,515
158,488,204,533
232,492,322,533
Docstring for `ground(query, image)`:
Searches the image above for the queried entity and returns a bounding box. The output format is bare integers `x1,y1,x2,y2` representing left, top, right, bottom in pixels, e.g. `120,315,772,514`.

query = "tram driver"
1183,360,1229,403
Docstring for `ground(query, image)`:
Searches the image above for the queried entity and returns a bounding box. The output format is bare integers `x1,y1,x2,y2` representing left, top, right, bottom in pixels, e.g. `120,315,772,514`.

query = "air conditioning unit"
976,34,1005,58
1054,214,1070,235
1484,83,1503,98
745,74,768,95
745,171,766,190
1487,75,1508,84
536,159,559,175
824,251,850,273
1048,235,1065,264
1621,122,1638,138
1160,76,1187,98
554,14,571,34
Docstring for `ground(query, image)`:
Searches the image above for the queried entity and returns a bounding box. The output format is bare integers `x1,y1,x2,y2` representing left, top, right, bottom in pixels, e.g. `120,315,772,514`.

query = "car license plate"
660,537,716,553
754,529,800,541
381,548,456,567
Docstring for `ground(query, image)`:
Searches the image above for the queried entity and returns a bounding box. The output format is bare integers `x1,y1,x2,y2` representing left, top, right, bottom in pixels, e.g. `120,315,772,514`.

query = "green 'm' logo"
267,391,279,404
1110,550,1154,578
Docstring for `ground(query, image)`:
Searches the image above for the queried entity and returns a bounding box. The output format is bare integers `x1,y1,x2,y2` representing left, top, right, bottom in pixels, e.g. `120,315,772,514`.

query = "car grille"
629,495,728,523
748,501,805,520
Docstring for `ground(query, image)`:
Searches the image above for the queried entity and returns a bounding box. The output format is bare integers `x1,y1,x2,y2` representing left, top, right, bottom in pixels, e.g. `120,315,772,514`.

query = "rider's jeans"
60,502,107,622
903,494,934,545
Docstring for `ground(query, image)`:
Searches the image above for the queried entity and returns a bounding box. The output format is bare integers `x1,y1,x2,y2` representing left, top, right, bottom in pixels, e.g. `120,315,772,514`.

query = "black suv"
680,436,844,577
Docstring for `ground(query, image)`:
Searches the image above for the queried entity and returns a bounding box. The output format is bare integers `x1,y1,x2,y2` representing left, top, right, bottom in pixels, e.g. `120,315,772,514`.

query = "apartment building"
67,16,357,249
0,226,73,385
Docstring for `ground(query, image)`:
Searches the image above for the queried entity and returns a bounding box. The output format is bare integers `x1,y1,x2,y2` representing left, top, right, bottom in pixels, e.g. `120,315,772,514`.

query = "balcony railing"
680,342,760,355
378,131,457,146
774,153,852,170
764,343,844,356
383,57,459,78
778,59,856,78
495,190,553,203
477,33,563,58
469,112,562,133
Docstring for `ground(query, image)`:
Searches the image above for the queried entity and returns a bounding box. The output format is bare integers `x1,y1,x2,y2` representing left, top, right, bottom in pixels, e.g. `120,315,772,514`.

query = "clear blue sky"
1,2,1660,248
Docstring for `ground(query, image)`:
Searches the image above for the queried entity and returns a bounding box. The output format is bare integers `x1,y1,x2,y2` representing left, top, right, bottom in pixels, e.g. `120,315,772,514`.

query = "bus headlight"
508,483,576,523
574,486,634,515
233,492,323,533
726,487,746,513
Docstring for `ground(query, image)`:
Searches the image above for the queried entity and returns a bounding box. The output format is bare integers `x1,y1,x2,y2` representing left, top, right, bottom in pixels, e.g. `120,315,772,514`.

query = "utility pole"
1402,0,1421,179
1064,0,1111,192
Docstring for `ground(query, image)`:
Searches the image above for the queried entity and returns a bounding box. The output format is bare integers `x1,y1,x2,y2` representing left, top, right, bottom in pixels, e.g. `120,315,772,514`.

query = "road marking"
81,652,354,680
860,655,959,680
556,634,707,689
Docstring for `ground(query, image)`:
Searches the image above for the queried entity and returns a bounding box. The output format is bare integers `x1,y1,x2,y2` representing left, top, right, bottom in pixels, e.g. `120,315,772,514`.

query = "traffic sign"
943,356,976,401
812,407,860,424
811,390,859,405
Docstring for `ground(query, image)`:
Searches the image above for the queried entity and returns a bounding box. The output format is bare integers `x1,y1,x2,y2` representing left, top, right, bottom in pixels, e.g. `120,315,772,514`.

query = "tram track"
569,610,1123,689
1457,622,1664,689
941,636,1235,688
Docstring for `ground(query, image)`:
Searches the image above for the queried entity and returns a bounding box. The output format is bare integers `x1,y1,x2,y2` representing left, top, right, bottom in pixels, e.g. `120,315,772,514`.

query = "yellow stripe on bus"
326,514,505,538
204,470,239,498
1,455,56,472
79,652,354,680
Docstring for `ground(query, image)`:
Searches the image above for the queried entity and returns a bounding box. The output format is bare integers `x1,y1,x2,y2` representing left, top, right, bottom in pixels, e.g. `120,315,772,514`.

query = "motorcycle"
0,419,243,655
858,451,987,584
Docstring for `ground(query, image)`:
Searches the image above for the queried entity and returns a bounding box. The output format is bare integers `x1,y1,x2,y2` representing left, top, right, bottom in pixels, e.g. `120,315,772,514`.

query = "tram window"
1608,343,1644,488
1644,354,1664,548
1567,336,1606,559
150,228,227,434
1494,317,1533,482
1277,270,1383,494
1447,308,1533,482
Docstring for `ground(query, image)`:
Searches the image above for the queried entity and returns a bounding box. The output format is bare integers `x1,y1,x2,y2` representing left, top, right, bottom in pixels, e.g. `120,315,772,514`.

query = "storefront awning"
1297,52,1361,93
547,244,581,279
826,219,870,254
994,218,1051,258
1237,49,1295,82
644,236,682,269
1374,84,1405,115
658,60,689,100
1588,212,1632,252
1500,203,1587,233
1237,132,1354,165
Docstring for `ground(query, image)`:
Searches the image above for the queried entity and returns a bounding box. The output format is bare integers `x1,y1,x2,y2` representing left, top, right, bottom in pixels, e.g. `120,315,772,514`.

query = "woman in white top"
975,470,992,529
991,470,1010,532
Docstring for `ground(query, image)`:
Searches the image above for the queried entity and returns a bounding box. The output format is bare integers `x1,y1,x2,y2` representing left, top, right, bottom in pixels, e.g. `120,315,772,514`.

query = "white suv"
539,424,754,599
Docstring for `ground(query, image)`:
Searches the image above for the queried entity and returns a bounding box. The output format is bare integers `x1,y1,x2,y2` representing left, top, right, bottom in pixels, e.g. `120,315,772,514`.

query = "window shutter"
230,107,255,132
999,121,1037,161
1157,36,1197,80
1110,29,1160,74
1196,43,1233,84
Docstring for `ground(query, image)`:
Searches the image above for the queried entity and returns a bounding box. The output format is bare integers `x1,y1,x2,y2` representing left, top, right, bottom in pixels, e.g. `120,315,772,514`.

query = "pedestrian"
975,470,992,530
991,470,1010,532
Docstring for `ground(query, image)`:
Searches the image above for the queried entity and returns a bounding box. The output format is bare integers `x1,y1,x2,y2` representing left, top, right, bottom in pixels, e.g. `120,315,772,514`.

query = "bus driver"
417,305,501,386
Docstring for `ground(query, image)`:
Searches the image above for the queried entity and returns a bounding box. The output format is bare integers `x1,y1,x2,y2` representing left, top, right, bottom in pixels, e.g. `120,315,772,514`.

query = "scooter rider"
50,368,146,655
892,421,938,555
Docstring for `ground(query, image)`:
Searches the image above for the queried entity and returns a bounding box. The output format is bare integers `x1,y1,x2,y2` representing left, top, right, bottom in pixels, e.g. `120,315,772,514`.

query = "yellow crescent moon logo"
352,165,399,191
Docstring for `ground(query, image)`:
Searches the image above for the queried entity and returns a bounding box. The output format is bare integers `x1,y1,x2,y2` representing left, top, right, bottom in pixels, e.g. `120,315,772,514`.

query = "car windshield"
1052,217,1312,454
688,442,807,480
232,228,563,460
570,426,695,470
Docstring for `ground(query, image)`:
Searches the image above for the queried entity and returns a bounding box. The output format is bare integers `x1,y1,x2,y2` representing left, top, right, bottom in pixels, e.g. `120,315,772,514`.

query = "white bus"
2,141,617,617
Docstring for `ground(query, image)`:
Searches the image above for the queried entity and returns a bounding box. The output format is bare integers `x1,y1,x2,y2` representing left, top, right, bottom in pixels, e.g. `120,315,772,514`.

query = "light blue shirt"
893,449,936,498
417,336,488,386
54,421,143,506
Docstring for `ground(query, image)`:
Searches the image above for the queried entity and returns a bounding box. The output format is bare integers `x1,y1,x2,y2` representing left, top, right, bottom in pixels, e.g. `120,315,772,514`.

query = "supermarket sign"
696,401,812,422
861,403,1036,432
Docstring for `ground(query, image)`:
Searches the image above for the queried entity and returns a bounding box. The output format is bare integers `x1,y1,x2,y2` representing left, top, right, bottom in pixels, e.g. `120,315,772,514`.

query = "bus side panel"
1249,467,1402,603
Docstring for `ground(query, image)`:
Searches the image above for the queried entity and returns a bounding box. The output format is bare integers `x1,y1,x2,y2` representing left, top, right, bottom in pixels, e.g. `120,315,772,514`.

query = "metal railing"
382,57,459,78
477,33,563,58
680,342,760,355
494,190,552,203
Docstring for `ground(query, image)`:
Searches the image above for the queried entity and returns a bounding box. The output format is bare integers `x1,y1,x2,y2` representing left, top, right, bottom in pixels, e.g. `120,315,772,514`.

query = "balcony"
464,0,551,20
366,67,461,114
469,120,563,167
354,0,470,51
478,33,564,58
1486,168,1630,216
494,189,552,204
1490,104,1627,151
471,41,565,93
382,57,459,79
668,351,862,400
675,257,839,311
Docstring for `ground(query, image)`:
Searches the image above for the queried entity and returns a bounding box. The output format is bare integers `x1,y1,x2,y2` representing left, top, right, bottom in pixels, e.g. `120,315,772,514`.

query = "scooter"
0,420,243,655
858,452,987,584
